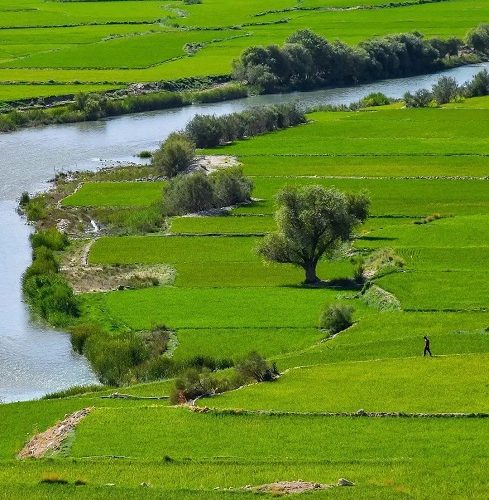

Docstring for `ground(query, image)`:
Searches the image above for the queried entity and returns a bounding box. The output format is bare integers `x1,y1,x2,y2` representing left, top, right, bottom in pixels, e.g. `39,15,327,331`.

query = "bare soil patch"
18,408,92,459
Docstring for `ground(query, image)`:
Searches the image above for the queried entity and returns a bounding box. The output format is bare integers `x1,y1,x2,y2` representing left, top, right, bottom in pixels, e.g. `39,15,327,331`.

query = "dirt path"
18,408,92,459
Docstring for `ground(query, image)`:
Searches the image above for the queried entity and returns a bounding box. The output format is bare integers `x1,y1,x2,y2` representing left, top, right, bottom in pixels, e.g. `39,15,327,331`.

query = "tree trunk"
304,262,319,284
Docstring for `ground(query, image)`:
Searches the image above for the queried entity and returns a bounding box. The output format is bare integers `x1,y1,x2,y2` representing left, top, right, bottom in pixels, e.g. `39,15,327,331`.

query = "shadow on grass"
283,278,362,291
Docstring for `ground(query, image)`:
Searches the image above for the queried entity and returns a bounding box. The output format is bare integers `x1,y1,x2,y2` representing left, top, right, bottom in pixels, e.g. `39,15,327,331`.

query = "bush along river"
1,62,488,403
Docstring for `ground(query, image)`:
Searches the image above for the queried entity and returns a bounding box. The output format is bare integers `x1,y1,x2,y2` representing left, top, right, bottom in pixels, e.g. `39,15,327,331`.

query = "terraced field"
1,0,489,101
1,97,489,497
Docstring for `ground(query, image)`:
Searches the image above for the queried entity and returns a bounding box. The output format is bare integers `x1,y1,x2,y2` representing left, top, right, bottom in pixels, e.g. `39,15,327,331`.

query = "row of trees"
152,104,305,177
405,70,489,107
233,26,489,93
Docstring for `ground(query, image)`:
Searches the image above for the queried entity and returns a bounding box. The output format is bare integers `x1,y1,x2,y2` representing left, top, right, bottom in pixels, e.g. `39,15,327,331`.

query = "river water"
1,62,488,403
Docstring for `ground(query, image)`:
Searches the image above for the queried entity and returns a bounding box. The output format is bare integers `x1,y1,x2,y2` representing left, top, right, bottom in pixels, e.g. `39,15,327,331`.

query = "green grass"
235,177,489,216
62,182,165,208
208,353,489,413
169,215,275,234
0,83,119,102
84,286,355,330
72,406,489,459
240,154,489,178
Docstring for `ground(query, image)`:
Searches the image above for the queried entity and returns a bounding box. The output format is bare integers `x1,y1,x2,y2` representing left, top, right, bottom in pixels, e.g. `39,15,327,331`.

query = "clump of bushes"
319,303,354,336
185,103,306,148
236,351,278,382
170,351,278,404
360,92,392,107
152,132,196,178
404,70,489,108
30,227,69,251
163,166,252,215
22,228,80,327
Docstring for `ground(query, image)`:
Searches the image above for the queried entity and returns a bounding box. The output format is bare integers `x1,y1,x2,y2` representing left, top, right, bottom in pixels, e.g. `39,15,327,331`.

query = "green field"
62,181,165,207
3,95,489,497
1,0,489,101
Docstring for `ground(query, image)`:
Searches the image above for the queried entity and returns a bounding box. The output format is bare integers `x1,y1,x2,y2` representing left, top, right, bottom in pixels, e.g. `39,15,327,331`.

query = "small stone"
338,478,354,487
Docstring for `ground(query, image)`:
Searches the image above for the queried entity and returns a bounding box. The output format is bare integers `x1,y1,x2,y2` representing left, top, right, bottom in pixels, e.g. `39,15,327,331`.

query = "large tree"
258,185,369,284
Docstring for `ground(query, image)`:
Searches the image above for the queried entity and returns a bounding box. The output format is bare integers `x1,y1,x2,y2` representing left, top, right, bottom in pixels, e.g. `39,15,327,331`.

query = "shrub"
25,246,59,277
185,114,224,148
464,69,489,97
360,92,391,107
163,172,215,215
30,227,69,251
210,166,253,207
138,150,152,159
170,368,230,404
22,273,80,326
23,195,48,221
152,132,195,178
84,332,150,386
70,323,102,354
236,351,278,382
404,89,434,108
432,76,460,104
185,104,305,148
466,24,489,53
319,303,354,335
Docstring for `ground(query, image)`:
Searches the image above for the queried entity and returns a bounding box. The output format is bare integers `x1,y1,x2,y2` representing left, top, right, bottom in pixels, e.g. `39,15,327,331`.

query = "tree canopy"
258,185,369,284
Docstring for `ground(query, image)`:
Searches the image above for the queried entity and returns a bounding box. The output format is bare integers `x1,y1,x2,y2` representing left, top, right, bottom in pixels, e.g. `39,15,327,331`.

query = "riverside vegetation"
5,79,489,496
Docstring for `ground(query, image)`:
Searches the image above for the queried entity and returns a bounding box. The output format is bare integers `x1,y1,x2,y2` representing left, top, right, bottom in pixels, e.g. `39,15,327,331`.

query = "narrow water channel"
1,62,488,403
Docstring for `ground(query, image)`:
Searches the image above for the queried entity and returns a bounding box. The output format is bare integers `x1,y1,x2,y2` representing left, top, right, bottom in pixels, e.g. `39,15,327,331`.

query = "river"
1,62,488,403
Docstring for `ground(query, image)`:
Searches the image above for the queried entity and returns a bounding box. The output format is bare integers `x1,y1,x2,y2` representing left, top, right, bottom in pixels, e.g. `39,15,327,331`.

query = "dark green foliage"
152,132,196,178
19,191,30,206
170,368,231,404
232,28,466,93
259,186,370,284
319,303,354,335
30,227,69,251
432,76,460,104
163,167,252,215
236,351,278,382
466,24,489,53
360,92,391,107
70,323,102,354
185,114,224,148
185,104,306,148
23,195,48,221
211,166,253,207
404,89,433,108
464,69,489,97
83,331,150,386
22,273,79,326
163,172,215,215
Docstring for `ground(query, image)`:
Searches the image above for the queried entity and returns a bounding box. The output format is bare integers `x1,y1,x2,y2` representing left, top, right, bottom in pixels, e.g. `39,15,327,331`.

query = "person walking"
423,336,432,357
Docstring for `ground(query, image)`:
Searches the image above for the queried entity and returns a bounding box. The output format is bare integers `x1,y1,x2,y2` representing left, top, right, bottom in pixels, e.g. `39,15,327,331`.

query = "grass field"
1,0,489,101
2,96,489,496
62,181,165,208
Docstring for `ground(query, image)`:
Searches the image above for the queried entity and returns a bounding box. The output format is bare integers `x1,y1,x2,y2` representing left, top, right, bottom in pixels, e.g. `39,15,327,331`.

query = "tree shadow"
283,278,362,291
358,236,397,242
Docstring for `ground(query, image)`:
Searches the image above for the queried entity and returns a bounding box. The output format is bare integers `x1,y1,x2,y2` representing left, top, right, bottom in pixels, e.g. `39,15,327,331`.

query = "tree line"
232,25,489,93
